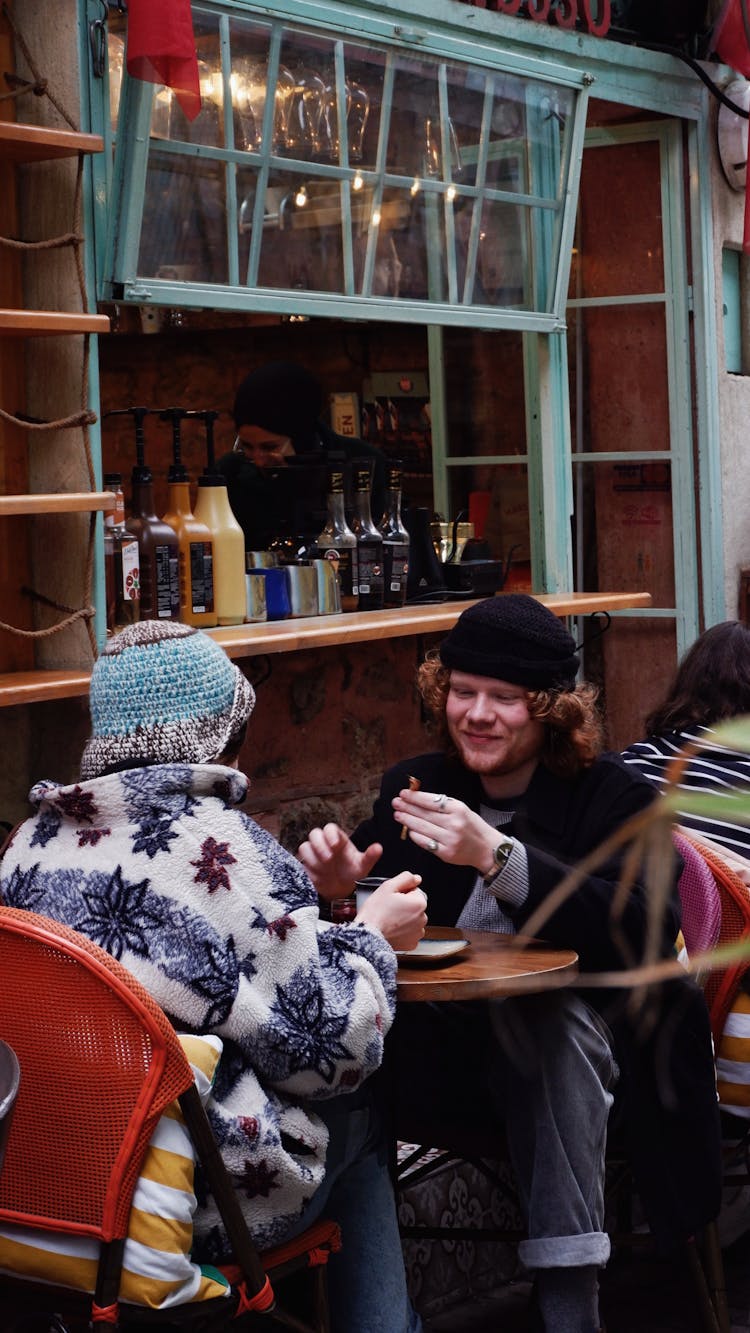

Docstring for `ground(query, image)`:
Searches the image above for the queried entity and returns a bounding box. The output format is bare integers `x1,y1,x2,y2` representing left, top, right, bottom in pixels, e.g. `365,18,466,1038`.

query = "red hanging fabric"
126,0,201,122
713,0,750,252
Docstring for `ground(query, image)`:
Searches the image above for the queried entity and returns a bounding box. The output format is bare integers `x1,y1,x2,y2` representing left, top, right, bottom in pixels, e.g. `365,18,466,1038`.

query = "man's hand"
298,822,382,901
357,873,427,952
391,788,501,876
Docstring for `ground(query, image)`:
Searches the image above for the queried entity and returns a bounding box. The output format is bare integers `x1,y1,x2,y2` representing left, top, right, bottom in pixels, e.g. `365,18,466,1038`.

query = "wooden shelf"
0,592,652,708
0,122,103,163
0,492,115,516
0,309,110,337
208,591,651,659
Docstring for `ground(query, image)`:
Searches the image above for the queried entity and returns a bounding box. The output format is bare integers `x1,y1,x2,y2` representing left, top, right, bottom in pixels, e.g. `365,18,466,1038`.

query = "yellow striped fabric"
0,1033,231,1308
717,993,750,1118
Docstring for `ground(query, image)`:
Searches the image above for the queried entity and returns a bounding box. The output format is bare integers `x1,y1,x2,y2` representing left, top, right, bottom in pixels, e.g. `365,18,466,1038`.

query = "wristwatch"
483,835,513,883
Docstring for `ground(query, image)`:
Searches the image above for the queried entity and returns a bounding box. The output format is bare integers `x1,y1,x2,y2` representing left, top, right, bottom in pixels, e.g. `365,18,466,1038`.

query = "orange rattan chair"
0,906,340,1332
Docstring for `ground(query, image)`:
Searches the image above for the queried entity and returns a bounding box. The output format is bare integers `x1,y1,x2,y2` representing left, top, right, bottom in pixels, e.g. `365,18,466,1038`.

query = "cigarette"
401,775,420,839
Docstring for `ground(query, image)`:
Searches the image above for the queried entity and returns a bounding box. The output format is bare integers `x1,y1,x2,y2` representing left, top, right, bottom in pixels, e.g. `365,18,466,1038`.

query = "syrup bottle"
190,410,246,626
103,472,140,634
160,408,217,628
108,407,180,620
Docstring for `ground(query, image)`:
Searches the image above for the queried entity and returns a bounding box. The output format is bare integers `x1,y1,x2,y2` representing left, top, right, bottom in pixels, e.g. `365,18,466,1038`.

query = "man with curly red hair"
300,594,721,1333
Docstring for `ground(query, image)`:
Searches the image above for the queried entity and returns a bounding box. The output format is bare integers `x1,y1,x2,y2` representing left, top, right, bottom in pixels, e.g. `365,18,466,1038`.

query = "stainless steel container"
286,563,319,618
244,573,268,622
314,557,342,615
246,550,278,570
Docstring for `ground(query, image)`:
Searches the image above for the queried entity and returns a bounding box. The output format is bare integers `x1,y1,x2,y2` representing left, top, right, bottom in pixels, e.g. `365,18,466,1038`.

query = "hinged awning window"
103,1,589,330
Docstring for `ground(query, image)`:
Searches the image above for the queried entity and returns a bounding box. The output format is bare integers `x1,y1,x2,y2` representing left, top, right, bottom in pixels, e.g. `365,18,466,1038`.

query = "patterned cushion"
0,1033,231,1308
716,992,750,1119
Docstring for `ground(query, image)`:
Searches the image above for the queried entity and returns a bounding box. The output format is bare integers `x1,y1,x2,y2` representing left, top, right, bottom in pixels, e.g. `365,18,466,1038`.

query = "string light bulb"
294,184,308,208
446,184,456,202
410,177,420,196
371,208,381,226
352,171,364,191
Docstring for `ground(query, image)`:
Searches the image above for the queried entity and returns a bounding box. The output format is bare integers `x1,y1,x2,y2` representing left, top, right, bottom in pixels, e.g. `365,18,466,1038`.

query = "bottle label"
384,540,409,598
189,541,215,614
335,546,357,601
356,539,384,605
121,539,140,601
154,545,176,619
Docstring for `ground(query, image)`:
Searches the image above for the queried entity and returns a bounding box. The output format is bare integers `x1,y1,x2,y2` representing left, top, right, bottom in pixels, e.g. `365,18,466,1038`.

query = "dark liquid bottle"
103,472,140,634
379,461,409,607
129,474,180,620
350,461,384,611
316,467,358,612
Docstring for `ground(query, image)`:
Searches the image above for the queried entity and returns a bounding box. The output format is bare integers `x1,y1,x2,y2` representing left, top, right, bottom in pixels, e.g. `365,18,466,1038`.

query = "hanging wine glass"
347,77,369,162
284,63,327,157
319,68,341,161
233,58,294,153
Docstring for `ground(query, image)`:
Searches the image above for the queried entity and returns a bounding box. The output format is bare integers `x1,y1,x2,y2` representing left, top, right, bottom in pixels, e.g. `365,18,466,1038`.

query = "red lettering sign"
464,0,610,36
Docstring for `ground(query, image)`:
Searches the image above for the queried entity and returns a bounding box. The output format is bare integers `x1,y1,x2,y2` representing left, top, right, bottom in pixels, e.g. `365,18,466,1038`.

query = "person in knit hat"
0,620,427,1333
299,594,721,1333
216,360,386,551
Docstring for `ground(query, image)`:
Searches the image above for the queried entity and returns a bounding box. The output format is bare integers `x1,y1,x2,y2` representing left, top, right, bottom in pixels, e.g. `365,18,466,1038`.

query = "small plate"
395,938,469,965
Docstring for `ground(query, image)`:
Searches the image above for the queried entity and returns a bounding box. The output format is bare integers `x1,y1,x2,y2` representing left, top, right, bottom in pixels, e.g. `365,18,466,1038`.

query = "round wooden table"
396,926,578,1002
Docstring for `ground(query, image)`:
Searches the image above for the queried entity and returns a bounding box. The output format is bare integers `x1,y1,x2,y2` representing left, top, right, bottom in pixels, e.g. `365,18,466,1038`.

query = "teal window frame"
81,0,724,653
98,0,590,332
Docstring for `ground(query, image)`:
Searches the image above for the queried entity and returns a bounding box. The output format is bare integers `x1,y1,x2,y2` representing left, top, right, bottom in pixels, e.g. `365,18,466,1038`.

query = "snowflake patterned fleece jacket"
0,763,397,1251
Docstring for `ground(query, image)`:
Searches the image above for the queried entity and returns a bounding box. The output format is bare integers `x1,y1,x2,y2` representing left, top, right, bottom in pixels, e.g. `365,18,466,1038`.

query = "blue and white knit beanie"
80,621,256,780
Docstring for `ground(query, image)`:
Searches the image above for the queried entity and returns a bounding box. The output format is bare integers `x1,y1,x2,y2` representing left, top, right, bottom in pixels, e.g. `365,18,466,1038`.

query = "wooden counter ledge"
0,591,651,707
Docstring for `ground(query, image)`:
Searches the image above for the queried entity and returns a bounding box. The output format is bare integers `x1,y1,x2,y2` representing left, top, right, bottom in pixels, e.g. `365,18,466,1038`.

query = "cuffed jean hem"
520,1232,611,1270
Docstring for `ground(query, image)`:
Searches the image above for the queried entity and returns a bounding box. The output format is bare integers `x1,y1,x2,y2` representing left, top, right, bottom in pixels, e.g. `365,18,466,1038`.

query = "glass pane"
255,171,344,293
569,138,665,300
138,153,228,284
581,616,677,751
227,18,277,153
444,327,527,458
572,459,675,605
461,197,530,307
354,187,444,301
277,32,338,160
567,305,671,453
150,15,225,148
127,6,581,319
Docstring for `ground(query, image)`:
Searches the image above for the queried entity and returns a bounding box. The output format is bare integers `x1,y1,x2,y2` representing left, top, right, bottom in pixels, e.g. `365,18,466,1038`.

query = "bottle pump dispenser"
160,408,217,628
190,410,246,626
106,407,180,621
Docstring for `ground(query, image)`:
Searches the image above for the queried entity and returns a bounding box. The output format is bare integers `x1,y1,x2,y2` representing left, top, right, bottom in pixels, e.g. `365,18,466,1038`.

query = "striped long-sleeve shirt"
622,727,750,860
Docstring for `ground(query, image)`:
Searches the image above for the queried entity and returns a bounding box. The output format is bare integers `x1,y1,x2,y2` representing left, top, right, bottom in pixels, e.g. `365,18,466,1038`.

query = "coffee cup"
354,876,387,912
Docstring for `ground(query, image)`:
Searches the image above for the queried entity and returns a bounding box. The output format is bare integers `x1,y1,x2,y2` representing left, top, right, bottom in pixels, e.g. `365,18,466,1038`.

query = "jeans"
285,1085,422,1333
388,990,617,1272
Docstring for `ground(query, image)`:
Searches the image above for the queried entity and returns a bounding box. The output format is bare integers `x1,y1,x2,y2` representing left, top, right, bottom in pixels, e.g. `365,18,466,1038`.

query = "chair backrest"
0,906,194,1240
679,837,750,1041
673,831,722,958
0,1039,19,1178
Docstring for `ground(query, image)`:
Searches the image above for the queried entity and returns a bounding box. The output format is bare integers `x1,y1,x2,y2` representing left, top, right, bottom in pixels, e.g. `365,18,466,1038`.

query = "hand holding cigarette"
400,775,420,838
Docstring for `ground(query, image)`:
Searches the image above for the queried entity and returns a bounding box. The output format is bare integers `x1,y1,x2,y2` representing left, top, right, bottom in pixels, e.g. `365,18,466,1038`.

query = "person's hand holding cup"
355,872,427,952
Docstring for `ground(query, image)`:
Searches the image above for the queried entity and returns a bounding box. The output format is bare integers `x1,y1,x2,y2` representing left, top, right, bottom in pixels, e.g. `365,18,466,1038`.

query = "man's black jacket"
354,750,722,1248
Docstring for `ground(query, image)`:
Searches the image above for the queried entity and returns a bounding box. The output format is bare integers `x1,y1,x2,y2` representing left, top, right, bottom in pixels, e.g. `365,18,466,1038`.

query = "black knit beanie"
232,362,322,452
439,594,579,690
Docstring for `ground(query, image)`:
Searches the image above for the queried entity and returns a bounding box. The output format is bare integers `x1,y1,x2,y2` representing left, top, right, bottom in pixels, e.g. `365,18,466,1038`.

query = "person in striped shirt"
622,620,750,862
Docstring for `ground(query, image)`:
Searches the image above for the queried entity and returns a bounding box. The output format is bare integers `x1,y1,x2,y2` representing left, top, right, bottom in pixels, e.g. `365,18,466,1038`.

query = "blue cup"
247,566,291,620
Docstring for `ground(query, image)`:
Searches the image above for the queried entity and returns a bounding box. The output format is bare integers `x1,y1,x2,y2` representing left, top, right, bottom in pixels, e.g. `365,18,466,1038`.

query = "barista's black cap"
233,361,322,452
439,594,579,690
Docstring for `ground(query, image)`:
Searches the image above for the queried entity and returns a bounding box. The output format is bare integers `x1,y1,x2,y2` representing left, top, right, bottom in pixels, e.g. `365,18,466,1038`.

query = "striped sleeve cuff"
485,840,529,910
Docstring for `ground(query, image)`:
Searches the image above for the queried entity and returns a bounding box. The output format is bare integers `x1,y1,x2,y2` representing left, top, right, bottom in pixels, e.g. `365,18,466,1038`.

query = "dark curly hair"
645,620,750,735
417,650,603,780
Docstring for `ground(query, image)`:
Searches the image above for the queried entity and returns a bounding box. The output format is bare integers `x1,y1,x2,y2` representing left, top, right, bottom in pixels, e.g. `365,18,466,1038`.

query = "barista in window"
217,361,387,551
